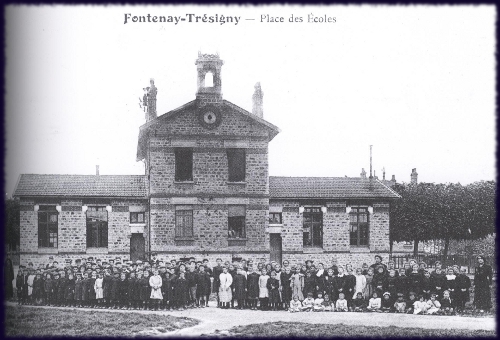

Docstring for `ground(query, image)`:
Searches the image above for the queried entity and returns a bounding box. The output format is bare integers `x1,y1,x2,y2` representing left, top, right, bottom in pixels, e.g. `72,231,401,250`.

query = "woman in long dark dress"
473,255,493,312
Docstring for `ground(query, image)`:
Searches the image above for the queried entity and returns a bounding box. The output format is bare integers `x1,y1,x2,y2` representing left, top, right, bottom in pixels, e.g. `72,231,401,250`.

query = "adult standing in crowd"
474,255,493,313
4,253,15,300
369,255,387,274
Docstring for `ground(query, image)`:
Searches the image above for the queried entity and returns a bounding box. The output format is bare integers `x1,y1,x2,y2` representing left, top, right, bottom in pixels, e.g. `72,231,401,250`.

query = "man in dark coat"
212,258,224,307
4,254,15,300
474,255,493,312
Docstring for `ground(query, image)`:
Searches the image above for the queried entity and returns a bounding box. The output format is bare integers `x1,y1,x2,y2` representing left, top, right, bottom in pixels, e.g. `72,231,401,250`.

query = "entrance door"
270,234,282,265
130,234,145,262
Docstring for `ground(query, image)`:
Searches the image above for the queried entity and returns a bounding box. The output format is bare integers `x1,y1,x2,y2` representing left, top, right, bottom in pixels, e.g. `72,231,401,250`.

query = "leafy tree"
390,181,496,257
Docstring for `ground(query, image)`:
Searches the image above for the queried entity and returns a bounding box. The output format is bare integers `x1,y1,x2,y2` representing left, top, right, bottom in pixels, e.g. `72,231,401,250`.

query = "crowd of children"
14,255,478,315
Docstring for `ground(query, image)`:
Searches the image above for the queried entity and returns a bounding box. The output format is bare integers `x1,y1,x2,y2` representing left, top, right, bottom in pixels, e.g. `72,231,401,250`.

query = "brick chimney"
252,82,264,118
143,78,158,122
411,168,418,184
96,165,99,176
360,168,366,179
391,174,396,186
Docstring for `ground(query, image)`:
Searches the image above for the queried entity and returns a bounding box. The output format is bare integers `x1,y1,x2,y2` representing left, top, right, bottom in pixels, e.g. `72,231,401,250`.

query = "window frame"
302,207,323,248
349,207,369,246
86,206,108,248
38,206,58,248
130,212,145,224
228,205,246,239
175,148,194,182
227,148,246,182
269,212,283,225
175,209,194,238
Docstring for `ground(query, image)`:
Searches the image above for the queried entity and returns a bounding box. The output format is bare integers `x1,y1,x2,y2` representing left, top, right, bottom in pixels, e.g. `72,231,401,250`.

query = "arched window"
204,72,214,87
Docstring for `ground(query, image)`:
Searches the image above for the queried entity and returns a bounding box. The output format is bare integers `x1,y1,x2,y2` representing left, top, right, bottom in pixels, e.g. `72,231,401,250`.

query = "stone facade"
16,53,399,267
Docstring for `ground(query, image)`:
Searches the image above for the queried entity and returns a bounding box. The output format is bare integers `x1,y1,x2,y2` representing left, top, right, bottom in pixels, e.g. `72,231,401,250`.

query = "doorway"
270,233,282,265
130,233,145,262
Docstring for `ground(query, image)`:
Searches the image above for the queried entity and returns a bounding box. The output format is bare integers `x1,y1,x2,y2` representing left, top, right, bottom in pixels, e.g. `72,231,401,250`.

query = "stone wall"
18,198,148,262
149,197,268,253
269,199,391,255
369,202,390,252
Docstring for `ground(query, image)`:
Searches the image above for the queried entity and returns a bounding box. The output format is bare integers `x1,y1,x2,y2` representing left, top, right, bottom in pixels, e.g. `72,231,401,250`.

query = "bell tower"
195,52,224,105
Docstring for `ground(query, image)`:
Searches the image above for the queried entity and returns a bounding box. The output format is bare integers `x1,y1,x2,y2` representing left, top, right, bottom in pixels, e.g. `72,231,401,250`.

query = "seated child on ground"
405,292,417,314
335,292,348,312
393,293,406,313
366,291,381,312
301,292,315,312
351,292,366,312
322,294,334,312
425,293,441,315
413,295,428,315
381,292,392,313
439,290,454,315
313,292,325,312
288,295,302,313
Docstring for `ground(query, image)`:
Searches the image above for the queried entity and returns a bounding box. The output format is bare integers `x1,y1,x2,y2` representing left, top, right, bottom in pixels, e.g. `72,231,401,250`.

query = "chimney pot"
411,168,418,184
252,82,264,118
96,165,99,176
360,168,366,179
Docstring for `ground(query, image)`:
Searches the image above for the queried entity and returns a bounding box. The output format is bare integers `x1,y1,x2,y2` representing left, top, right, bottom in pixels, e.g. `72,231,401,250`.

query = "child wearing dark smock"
267,271,280,311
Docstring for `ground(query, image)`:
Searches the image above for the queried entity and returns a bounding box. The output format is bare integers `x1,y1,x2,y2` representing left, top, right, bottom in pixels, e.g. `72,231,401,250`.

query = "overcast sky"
5,5,496,197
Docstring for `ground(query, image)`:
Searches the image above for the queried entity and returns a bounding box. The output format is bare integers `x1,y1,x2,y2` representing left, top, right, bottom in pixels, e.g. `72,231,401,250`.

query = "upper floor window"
227,148,246,182
269,212,282,224
228,205,246,238
350,207,369,246
303,207,323,247
87,206,108,248
130,212,145,224
175,148,193,182
38,206,58,248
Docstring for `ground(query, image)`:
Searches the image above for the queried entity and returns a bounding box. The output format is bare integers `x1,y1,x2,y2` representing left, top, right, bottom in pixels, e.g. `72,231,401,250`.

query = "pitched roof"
13,174,147,198
269,176,401,199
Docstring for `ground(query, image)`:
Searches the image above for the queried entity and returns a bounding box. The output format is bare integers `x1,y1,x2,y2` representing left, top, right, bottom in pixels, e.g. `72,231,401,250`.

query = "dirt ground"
5,300,495,337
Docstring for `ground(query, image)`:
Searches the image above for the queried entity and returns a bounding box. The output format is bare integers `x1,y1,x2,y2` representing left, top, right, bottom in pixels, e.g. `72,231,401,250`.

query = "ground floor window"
38,206,58,248
175,208,193,238
228,205,246,238
350,207,369,246
86,206,108,248
303,207,322,247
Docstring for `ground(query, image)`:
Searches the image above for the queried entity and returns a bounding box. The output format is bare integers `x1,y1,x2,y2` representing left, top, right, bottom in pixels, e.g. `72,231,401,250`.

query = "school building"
14,53,402,269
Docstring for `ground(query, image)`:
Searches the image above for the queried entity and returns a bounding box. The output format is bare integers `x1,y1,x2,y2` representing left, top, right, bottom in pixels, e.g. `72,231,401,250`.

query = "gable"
137,100,280,160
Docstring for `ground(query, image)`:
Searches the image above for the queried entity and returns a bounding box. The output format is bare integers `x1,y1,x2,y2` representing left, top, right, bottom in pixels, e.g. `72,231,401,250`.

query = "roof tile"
269,176,401,199
14,174,147,198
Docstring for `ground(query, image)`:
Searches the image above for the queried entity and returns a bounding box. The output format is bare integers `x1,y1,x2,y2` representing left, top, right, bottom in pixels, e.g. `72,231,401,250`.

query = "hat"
305,260,313,264
49,256,54,260
397,293,404,297
477,255,485,261
431,293,437,298
383,292,390,296
374,255,382,260
409,291,416,296
136,260,142,264
356,292,363,296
